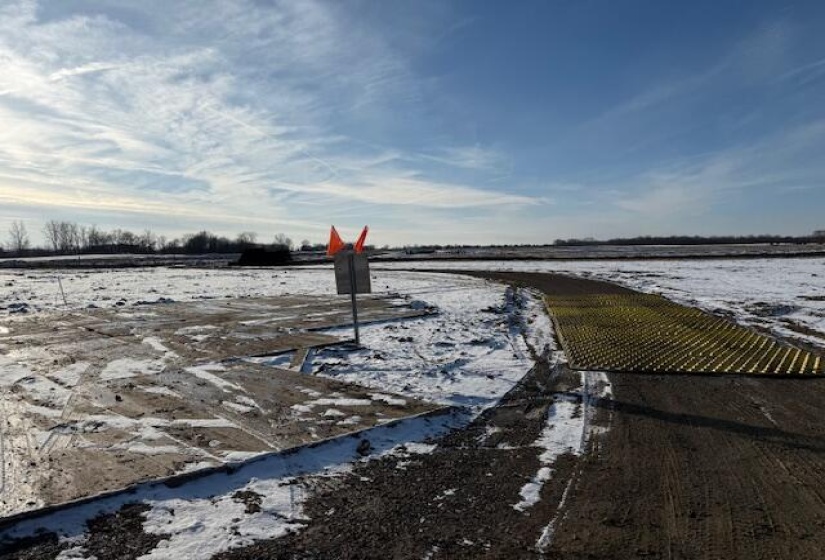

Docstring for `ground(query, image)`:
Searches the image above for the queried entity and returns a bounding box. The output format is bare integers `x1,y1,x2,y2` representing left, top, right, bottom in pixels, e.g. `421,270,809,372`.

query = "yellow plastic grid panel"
545,293,824,376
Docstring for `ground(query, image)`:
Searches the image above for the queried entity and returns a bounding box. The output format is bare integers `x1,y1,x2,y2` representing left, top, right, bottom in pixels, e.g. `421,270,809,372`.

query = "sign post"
334,249,371,345
329,226,371,346
348,252,360,345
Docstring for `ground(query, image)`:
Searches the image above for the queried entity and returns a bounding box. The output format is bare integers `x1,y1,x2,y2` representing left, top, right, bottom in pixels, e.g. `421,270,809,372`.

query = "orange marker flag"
327,226,345,256
354,226,369,254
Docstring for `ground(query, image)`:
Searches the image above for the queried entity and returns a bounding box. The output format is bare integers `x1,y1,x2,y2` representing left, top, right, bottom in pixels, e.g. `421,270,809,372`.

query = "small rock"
356,439,372,456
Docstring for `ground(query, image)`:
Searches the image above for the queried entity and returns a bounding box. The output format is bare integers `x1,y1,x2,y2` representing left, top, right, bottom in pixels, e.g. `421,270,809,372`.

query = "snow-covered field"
0,267,550,410
0,260,821,556
379,258,825,348
0,267,602,557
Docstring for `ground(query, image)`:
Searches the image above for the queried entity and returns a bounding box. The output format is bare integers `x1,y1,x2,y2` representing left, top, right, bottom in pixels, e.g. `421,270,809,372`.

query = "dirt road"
471,271,825,559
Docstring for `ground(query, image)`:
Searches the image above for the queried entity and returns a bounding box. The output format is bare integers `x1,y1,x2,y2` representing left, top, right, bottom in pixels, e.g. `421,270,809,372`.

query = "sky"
1,0,824,247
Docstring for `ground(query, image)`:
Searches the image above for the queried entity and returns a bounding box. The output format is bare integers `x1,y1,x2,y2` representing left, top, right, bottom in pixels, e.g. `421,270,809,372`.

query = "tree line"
552,233,825,247
1,220,324,258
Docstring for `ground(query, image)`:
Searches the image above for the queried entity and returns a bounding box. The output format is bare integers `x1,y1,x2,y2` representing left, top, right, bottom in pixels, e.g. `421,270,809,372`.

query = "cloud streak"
0,2,822,245
0,0,539,244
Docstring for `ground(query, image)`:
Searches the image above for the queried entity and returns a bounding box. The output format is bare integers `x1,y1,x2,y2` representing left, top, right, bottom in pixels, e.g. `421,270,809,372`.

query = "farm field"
0,259,823,558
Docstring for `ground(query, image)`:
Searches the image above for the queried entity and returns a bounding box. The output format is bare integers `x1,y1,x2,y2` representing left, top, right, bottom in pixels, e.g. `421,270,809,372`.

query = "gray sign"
334,251,372,295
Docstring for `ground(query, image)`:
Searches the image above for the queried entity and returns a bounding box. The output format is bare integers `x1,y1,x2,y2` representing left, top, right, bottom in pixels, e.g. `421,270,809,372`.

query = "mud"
215,354,584,560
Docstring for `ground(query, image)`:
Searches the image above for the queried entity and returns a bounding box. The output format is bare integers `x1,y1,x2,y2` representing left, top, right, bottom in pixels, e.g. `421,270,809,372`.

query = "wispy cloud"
610,118,825,221
0,2,822,245
0,0,539,243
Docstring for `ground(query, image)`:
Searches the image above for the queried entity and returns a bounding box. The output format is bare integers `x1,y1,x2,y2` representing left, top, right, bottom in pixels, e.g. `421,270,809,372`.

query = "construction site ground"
0,295,435,518
3,271,825,559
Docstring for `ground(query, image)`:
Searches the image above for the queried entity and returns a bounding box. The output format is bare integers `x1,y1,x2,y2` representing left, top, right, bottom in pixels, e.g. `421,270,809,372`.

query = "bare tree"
43,220,61,252
236,232,257,247
78,225,89,251
140,229,157,252
273,233,292,250
119,230,137,247
7,221,29,254
56,221,80,253
87,225,107,249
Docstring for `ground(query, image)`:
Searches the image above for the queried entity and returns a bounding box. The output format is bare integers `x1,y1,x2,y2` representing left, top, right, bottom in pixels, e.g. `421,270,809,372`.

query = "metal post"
57,276,68,307
348,252,360,345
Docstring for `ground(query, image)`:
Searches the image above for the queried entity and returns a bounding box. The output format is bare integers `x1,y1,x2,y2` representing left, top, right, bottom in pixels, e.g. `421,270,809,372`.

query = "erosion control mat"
546,292,824,375
445,270,823,375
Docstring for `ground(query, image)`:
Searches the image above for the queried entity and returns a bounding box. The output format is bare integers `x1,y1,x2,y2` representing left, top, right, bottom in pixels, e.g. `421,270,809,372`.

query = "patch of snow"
335,415,362,426
171,418,236,428
142,336,178,357
370,393,407,406
223,401,253,414
308,275,540,411
174,325,219,335
0,356,34,387
48,362,90,387
186,364,243,393
235,395,261,410
113,443,184,455
513,397,583,512
311,398,373,407
141,386,179,398
100,358,164,380
251,353,294,369
27,404,64,418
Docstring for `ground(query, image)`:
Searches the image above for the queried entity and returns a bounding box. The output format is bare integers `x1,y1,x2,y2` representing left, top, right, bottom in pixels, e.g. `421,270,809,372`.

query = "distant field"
2,242,824,269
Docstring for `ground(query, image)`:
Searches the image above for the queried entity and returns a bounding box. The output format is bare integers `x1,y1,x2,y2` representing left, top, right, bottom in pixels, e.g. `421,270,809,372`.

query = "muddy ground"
4,271,825,559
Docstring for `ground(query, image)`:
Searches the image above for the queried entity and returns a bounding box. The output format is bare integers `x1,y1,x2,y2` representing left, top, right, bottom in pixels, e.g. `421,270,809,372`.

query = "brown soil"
214,352,582,560
476,271,825,560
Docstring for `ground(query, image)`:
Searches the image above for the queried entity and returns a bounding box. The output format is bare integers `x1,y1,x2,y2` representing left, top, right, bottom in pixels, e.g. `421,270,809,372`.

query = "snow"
49,362,90,387
310,398,373,407
100,357,165,380
511,371,613,523
1,410,468,558
513,397,583,512
305,278,537,410
185,364,243,393
370,393,407,406
223,401,254,414
142,336,178,357
0,355,35,387
378,258,825,348
0,264,616,554
141,386,179,397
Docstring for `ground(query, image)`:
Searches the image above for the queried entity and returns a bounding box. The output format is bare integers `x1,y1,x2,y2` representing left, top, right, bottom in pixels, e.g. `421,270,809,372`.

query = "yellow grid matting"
545,293,824,376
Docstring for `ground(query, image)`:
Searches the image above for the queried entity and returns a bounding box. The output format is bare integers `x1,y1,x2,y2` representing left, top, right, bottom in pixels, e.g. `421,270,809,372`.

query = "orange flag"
354,226,369,254
327,226,345,256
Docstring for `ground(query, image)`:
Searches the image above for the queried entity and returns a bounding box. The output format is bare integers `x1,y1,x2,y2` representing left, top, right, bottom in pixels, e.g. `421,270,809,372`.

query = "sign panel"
334,252,372,295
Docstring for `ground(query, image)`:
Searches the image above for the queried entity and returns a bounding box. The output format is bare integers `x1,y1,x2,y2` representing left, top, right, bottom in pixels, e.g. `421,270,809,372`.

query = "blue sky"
1,0,824,246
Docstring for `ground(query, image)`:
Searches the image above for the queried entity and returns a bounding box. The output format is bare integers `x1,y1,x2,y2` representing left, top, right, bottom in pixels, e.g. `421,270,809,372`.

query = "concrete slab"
0,295,438,517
